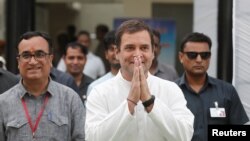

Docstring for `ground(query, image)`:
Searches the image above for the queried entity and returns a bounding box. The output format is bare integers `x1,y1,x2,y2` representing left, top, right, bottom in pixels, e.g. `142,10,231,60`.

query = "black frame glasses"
183,51,211,60
17,51,51,62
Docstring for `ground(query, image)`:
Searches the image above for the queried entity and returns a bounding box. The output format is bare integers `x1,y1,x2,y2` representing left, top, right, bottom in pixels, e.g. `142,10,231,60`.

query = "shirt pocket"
38,113,69,140
48,114,68,126
6,118,30,140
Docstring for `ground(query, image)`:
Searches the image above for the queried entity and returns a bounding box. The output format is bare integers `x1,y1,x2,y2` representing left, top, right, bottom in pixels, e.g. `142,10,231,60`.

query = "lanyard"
21,94,49,138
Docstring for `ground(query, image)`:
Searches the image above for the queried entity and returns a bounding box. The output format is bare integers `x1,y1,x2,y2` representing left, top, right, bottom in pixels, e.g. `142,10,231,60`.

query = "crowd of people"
0,19,248,141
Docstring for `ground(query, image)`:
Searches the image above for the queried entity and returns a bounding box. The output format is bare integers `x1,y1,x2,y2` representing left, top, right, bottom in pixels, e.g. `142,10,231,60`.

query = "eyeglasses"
17,51,50,62
183,51,211,60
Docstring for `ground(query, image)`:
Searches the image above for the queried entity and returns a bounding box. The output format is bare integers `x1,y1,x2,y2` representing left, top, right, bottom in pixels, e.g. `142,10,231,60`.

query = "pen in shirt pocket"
48,111,52,120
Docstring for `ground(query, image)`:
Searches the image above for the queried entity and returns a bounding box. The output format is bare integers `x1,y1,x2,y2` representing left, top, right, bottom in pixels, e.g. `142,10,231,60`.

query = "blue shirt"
0,79,85,141
175,74,249,141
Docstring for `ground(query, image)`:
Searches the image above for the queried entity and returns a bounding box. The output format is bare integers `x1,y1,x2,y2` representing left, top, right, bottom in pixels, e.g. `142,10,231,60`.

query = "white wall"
193,0,218,77
233,0,250,122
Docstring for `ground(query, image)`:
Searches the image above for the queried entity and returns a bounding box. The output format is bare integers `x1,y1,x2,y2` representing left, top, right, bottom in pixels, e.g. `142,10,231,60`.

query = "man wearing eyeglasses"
175,32,249,141
0,31,85,141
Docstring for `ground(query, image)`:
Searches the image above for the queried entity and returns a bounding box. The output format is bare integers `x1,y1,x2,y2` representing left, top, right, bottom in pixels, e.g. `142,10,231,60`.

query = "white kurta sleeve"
85,88,135,141
147,83,194,141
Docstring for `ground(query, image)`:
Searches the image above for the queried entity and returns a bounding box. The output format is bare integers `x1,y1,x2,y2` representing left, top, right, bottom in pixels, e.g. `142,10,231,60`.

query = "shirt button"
82,95,87,100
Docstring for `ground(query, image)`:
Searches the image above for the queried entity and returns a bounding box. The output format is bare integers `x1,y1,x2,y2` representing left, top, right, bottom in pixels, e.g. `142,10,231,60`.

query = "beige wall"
153,0,192,3
78,3,124,51
0,0,4,39
0,0,194,40
35,0,193,52
37,0,192,3
79,3,124,34
123,0,151,17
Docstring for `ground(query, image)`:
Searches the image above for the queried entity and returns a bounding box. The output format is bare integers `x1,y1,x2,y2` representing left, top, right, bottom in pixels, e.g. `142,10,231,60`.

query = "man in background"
50,67,79,94
57,30,105,79
95,24,110,72
0,31,85,140
176,32,249,141
64,42,93,103
87,30,120,95
85,19,194,141
149,29,178,81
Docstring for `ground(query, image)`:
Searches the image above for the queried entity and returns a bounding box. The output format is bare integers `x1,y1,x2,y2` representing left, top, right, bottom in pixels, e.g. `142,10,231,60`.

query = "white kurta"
87,72,115,96
86,71,194,141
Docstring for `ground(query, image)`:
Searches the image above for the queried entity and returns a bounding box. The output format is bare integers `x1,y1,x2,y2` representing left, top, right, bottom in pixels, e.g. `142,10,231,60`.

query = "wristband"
142,95,155,108
127,98,137,105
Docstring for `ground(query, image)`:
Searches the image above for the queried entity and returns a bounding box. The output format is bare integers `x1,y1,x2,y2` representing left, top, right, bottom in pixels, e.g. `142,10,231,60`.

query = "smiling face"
116,30,154,80
17,36,53,81
64,47,87,76
179,41,211,77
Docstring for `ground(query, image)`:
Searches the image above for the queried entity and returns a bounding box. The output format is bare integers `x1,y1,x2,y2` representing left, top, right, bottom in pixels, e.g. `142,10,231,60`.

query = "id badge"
210,108,226,118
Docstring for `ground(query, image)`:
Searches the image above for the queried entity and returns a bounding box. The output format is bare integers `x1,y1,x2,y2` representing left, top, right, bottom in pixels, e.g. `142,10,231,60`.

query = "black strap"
142,95,155,108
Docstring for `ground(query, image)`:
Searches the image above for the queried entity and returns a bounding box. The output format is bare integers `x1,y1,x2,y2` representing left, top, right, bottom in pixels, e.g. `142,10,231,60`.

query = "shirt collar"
80,74,93,86
206,75,217,85
17,78,56,99
178,73,216,87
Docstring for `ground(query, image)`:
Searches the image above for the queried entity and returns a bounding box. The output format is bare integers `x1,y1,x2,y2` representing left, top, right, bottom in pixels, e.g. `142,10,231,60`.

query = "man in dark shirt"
50,67,79,93
64,42,93,103
0,68,19,94
175,32,249,141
